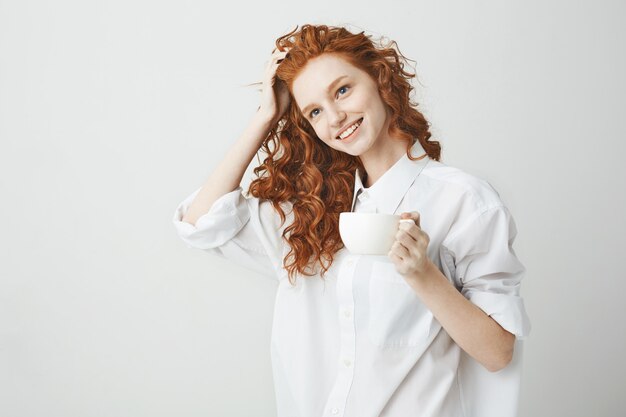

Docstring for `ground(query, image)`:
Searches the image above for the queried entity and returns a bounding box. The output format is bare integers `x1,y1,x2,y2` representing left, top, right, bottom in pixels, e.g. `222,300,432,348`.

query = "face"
291,53,392,157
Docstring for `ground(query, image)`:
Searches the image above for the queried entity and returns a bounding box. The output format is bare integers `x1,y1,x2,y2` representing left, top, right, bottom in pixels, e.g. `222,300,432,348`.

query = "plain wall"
1,0,624,416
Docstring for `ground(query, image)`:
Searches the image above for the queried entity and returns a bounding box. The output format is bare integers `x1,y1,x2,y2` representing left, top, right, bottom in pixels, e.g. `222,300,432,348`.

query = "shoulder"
418,160,519,249
421,159,506,211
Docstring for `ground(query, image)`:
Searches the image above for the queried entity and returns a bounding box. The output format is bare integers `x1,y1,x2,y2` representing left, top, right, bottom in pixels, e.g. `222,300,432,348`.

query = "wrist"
407,259,440,290
254,107,277,126
250,111,276,135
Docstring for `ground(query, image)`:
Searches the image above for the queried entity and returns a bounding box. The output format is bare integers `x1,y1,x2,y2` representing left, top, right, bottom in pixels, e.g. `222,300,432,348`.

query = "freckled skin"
291,53,400,164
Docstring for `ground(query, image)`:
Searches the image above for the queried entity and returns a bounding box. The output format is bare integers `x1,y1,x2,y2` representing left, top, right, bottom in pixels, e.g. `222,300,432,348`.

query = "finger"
397,227,417,245
263,60,283,77
268,56,288,69
399,223,420,240
264,51,289,68
397,232,417,249
273,54,289,64
388,251,403,263
391,241,410,258
405,236,423,259
400,211,420,227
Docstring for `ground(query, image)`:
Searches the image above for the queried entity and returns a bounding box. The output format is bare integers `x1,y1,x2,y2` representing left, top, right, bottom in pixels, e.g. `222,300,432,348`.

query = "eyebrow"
301,75,349,116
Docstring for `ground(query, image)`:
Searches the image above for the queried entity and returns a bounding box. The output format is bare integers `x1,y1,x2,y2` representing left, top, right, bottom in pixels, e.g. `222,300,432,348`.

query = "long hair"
247,24,441,285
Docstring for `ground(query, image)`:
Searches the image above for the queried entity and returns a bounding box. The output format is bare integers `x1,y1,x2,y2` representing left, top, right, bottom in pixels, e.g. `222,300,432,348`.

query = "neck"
360,139,407,188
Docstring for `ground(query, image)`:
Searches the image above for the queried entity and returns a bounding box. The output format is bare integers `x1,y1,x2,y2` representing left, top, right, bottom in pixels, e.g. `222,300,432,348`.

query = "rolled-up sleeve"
172,186,286,280
442,205,531,340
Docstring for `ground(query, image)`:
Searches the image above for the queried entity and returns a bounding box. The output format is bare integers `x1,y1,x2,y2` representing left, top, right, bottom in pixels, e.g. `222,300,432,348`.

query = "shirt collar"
351,140,430,214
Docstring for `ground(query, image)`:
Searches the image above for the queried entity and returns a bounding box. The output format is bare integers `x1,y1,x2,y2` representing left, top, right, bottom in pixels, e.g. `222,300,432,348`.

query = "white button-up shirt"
172,140,531,417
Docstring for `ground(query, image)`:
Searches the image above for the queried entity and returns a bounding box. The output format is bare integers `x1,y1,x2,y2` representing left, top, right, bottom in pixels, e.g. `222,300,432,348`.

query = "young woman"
173,24,530,417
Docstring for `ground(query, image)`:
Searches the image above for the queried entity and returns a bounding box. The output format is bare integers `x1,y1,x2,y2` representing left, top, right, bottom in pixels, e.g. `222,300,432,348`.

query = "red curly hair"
247,24,441,285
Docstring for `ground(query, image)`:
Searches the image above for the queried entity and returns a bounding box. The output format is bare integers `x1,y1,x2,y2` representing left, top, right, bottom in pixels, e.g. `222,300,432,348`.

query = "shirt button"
346,259,354,266
343,358,352,368
331,408,339,415
343,309,352,319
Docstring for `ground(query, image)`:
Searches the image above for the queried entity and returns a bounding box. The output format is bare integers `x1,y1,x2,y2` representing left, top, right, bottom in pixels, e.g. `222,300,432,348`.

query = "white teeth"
337,119,362,140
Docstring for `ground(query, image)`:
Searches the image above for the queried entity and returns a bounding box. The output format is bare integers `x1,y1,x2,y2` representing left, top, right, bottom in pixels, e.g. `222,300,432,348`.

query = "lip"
336,118,364,139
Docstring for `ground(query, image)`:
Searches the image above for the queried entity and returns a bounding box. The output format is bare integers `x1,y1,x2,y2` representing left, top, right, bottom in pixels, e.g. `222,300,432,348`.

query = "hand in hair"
257,47,292,126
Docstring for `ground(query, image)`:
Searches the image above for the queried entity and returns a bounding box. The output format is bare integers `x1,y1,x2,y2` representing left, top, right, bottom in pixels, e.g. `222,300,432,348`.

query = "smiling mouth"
336,118,363,140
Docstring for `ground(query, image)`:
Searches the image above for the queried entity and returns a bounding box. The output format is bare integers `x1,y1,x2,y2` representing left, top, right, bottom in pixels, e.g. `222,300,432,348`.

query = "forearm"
407,261,515,372
182,111,274,226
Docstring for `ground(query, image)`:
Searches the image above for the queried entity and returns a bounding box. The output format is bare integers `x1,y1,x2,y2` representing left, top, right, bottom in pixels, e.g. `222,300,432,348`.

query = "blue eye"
309,85,350,119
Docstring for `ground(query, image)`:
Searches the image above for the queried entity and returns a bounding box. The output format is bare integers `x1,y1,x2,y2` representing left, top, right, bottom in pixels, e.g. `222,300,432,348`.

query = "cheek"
310,120,332,141
363,88,386,113
369,101,388,129
307,123,329,145
309,122,324,139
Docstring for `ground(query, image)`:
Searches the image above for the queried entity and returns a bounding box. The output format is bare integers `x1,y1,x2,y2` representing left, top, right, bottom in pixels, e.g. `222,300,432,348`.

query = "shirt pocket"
368,261,434,348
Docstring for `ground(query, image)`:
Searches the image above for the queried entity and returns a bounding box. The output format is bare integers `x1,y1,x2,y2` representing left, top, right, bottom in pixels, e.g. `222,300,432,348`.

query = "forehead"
292,54,365,104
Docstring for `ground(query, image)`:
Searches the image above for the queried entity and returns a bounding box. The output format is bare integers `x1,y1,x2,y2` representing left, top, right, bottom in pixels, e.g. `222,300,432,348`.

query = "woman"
173,24,530,417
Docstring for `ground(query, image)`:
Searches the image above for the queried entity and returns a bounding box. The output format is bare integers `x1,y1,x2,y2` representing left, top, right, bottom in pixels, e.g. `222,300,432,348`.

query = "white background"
1,0,624,416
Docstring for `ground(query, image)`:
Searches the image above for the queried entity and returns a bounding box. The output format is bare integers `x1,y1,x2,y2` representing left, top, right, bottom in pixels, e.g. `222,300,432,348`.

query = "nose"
328,106,347,128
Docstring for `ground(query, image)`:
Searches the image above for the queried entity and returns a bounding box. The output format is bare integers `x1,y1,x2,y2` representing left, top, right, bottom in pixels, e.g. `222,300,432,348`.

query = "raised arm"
183,47,291,226
182,113,272,226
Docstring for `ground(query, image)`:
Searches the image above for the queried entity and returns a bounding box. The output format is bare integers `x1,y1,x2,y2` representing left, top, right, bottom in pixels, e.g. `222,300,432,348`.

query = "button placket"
323,254,358,417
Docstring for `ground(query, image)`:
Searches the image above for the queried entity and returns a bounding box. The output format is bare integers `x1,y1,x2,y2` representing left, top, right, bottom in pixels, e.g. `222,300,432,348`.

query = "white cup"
339,212,414,255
